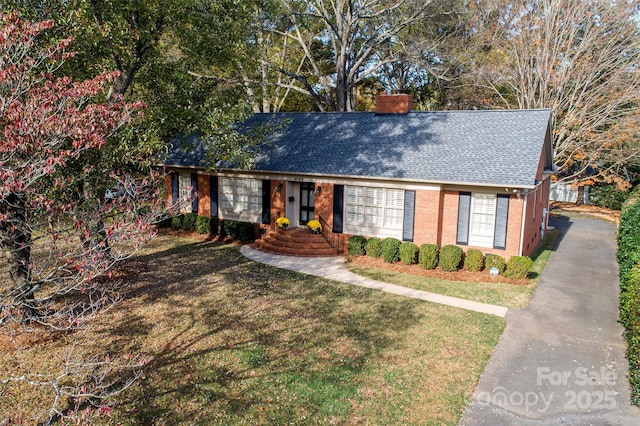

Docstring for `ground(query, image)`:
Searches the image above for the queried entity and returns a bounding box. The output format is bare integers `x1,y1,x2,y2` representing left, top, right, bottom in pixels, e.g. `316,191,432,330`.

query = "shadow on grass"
527,223,563,281
101,236,424,424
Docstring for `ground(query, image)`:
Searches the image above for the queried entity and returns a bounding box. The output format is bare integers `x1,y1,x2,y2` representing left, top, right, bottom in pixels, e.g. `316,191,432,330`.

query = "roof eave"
183,166,537,190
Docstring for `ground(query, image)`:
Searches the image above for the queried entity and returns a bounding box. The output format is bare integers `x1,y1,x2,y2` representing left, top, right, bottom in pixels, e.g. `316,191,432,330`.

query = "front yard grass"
1,235,505,425
346,229,558,309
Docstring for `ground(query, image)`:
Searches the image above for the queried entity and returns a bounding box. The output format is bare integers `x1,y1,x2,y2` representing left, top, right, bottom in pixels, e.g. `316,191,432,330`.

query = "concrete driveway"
459,216,640,425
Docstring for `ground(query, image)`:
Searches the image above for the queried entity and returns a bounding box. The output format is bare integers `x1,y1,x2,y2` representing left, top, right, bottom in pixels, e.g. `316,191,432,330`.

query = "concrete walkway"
240,245,508,317
459,216,640,425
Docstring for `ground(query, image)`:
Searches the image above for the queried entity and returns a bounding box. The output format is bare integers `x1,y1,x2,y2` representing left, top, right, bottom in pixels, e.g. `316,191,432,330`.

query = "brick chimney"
375,93,413,114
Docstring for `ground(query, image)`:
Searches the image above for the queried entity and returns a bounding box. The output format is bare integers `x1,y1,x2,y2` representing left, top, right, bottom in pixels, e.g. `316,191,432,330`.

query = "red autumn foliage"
1,13,161,425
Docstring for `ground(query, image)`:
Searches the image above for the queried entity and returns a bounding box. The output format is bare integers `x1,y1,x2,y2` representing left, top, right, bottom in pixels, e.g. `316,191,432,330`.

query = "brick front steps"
254,227,339,257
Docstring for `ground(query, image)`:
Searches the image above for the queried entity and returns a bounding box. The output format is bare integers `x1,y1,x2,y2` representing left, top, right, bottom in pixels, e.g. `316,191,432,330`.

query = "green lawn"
0,235,505,425
345,264,535,308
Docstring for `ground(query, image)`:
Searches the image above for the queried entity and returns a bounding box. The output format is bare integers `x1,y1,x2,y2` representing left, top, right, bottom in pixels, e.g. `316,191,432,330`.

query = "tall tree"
372,0,468,110
467,0,640,186
0,14,155,422
269,0,438,111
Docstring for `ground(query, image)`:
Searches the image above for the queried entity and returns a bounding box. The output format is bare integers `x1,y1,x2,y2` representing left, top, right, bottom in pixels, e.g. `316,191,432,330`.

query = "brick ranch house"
164,94,554,259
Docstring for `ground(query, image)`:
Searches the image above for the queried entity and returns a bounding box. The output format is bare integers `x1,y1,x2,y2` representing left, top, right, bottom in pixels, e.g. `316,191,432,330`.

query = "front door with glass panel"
299,182,315,224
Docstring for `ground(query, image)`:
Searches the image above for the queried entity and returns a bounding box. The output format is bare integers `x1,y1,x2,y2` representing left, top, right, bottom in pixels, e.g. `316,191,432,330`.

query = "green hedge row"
617,186,640,405
618,189,640,283
168,213,220,235
346,235,532,277
165,214,256,241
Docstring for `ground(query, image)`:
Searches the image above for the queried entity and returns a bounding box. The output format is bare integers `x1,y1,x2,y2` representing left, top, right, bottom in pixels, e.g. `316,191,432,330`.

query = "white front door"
286,182,300,228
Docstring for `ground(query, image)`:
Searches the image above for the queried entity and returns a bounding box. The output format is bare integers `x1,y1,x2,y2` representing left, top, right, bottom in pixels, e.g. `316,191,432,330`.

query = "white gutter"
173,166,538,191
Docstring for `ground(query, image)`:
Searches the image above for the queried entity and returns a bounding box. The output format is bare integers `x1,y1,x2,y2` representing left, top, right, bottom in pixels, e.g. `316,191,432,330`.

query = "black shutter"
210,176,218,218
190,173,199,213
262,179,271,225
332,185,344,233
402,190,416,242
493,195,510,249
171,173,179,207
456,192,471,245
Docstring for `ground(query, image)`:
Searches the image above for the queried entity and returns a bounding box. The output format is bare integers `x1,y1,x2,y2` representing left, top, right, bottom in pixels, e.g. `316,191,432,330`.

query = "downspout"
541,182,549,239
518,191,528,256
545,179,551,231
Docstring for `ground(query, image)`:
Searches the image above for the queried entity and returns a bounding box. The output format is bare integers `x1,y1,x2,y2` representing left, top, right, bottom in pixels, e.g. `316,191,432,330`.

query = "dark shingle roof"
166,109,552,188
164,133,210,168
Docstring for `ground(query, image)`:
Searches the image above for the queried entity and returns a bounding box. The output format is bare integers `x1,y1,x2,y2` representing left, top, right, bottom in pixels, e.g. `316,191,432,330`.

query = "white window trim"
468,193,497,248
178,173,193,213
219,177,262,223
344,185,404,240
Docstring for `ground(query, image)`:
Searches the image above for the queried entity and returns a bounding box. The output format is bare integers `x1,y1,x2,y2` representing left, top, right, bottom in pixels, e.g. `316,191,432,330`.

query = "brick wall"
440,190,460,246
439,190,526,260
375,94,413,114
520,177,551,256
269,180,286,230
314,182,334,229
413,189,442,246
504,195,524,258
197,174,210,217
164,174,172,209
167,169,549,259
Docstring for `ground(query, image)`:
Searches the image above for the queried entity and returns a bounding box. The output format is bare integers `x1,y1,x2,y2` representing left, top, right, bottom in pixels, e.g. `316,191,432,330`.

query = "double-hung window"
457,192,509,249
468,193,497,247
384,189,404,228
219,177,262,221
345,186,404,238
179,173,193,213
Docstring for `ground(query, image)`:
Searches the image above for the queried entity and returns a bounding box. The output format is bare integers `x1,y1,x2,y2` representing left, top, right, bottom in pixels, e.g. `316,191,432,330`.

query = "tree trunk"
336,60,348,111
576,186,585,205
1,193,33,304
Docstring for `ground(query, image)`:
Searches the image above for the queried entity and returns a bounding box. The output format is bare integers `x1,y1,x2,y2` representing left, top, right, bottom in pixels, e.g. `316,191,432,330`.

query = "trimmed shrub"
182,212,197,231
157,215,173,228
365,237,382,258
439,245,463,272
221,220,255,241
195,215,210,234
419,244,439,270
485,254,506,274
504,256,533,279
209,217,220,235
220,219,230,237
589,184,629,211
235,222,255,241
464,249,484,272
171,214,183,230
399,242,419,265
347,235,367,256
380,238,401,263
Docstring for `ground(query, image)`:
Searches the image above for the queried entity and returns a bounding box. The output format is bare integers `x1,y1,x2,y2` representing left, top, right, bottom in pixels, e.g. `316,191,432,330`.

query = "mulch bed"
347,255,530,286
